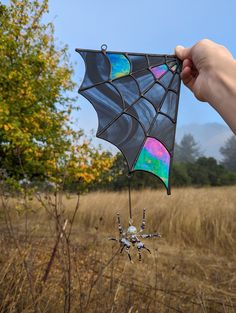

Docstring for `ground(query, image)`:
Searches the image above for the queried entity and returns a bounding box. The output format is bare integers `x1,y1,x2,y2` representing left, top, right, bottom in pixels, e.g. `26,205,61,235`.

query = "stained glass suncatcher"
76,46,182,194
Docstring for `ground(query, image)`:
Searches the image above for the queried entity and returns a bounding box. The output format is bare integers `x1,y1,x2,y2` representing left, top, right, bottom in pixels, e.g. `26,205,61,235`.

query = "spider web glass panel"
76,47,182,194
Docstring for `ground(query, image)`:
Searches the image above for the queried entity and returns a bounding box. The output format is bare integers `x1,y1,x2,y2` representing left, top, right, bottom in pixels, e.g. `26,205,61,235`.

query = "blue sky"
45,0,236,134
3,0,236,139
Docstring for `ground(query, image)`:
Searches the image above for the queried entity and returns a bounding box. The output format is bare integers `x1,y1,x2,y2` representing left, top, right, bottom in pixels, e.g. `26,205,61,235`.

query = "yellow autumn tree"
0,0,113,192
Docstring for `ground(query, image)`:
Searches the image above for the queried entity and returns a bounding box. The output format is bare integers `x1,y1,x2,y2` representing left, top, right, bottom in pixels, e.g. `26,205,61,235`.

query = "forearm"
210,59,236,134
176,40,236,133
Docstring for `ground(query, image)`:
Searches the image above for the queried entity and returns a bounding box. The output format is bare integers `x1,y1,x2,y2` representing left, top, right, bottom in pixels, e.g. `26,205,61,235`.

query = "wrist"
209,58,236,107
209,58,236,133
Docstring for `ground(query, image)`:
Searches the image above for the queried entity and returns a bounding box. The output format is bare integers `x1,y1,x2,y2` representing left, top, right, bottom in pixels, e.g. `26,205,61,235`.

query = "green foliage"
96,154,236,191
220,135,236,171
95,153,163,191
89,133,236,191
171,163,191,186
104,152,128,190
178,157,236,187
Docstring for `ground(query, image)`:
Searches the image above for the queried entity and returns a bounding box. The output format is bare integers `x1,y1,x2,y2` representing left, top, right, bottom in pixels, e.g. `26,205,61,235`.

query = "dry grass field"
0,186,236,313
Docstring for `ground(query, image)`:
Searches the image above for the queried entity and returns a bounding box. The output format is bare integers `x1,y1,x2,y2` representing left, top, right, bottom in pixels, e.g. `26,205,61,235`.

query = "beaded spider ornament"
109,209,161,262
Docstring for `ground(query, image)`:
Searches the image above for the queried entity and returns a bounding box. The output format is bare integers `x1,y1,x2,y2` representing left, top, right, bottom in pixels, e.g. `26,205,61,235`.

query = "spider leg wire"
138,248,142,261
116,213,123,236
125,246,132,262
108,237,118,241
141,233,161,239
140,208,146,231
135,241,151,261
120,245,125,253
143,246,151,254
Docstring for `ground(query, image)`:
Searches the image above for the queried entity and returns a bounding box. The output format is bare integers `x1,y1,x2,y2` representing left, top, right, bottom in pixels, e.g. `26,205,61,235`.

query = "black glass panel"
166,60,177,69
126,98,156,133
112,76,140,107
170,74,180,92
149,114,175,151
81,83,123,133
160,91,178,121
99,113,145,169
159,71,173,88
148,56,165,67
166,56,176,63
79,52,110,89
144,83,165,111
128,55,148,72
132,70,155,94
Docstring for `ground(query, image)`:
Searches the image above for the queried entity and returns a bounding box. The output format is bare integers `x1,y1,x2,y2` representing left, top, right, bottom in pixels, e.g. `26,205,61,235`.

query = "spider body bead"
127,225,137,234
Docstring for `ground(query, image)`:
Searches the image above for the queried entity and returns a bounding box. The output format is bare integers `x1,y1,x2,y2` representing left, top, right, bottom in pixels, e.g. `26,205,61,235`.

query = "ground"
0,187,236,312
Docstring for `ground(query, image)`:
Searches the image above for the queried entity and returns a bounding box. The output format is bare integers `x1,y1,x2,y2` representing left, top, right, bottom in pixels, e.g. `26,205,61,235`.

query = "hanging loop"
101,44,108,52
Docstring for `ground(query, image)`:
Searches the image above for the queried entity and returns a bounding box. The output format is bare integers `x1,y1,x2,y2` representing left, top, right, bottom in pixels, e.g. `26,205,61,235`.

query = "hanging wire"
127,173,133,225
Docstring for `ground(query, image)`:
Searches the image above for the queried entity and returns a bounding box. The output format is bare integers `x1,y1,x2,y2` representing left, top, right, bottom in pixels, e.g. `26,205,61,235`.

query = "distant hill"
176,123,234,161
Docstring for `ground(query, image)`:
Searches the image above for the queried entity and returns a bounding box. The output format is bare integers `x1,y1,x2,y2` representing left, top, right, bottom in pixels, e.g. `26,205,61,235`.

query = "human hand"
175,39,236,133
175,39,234,103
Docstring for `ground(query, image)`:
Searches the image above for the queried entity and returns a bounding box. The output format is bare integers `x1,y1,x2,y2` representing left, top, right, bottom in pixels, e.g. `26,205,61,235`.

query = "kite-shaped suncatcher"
76,45,182,261
76,44,182,194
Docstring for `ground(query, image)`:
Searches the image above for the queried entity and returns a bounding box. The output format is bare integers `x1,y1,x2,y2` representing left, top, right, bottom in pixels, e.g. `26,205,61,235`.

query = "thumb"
175,45,192,60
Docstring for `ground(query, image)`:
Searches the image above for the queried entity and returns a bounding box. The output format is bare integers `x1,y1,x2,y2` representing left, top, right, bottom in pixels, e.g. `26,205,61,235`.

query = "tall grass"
0,186,236,312
73,186,236,253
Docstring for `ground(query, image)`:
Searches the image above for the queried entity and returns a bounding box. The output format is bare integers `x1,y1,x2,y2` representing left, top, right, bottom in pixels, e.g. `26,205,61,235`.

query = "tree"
172,163,191,186
220,135,236,171
174,134,200,163
101,152,163,191
185,157,236,187
0,0,74,179
0,0,113,191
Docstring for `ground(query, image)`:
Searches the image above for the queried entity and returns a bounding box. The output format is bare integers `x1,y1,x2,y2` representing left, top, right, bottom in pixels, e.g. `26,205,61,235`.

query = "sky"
3,0,236,141
44,0,236,131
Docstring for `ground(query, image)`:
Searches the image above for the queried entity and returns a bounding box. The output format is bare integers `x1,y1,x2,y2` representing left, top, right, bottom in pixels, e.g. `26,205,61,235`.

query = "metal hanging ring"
101,44,107,51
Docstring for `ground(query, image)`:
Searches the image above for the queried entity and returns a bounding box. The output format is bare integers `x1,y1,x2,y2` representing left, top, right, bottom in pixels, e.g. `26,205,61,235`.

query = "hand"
175,39,236,133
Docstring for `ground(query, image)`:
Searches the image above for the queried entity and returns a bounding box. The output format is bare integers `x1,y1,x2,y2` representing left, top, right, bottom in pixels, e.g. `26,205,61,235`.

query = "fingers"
181,66,196,91
182,58,193,68
175,45,192,60
181,57,198,89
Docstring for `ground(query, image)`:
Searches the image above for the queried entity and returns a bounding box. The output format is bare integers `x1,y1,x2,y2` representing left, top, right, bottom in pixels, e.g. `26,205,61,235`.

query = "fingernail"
175,45,184,56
